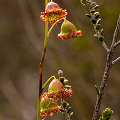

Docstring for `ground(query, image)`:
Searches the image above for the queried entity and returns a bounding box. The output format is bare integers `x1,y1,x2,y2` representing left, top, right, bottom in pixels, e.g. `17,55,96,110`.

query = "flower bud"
40,1,68,24
47,78,73,100
48,78,64,93
58,19,82,40
40,94,61,117
99,108,113,120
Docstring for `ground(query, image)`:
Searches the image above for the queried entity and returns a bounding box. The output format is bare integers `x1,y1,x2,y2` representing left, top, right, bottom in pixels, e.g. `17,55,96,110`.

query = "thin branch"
92,51,112,120
101,42,110,53
64,107,71,120
86,0,110,52
112,14,120,45
48,19,62,37
114,40,120,48
42,76,55,89
112,57,120,65
92,15,120,120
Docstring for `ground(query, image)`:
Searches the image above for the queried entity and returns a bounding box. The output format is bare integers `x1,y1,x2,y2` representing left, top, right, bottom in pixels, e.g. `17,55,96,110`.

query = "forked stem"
92,15,120,120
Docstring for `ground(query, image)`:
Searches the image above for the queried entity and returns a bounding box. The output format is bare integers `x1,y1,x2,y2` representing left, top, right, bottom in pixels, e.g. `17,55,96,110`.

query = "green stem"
37,24,48,120
42,76,55,89
48,20,61,37
37,98,40,120
44,23,48,48
37,0,49,119
37,0,59,119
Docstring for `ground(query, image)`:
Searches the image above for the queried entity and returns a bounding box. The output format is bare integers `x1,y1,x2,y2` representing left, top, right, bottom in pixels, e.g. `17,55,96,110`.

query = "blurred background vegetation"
0,0,120,120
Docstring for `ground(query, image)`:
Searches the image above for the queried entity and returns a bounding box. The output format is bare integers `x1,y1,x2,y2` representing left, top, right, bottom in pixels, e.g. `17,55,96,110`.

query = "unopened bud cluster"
59,101,73,119
99,108,113,120
81,0,104,43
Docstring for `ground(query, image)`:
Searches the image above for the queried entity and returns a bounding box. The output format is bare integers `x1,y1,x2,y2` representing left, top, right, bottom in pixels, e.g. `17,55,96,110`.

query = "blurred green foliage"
0,0,120,120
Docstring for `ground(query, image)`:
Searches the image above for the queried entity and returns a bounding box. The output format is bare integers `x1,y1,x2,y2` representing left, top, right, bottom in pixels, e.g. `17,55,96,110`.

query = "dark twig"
82,1,120,119
81,2,120,120
112,15,120,44
92,15,120,120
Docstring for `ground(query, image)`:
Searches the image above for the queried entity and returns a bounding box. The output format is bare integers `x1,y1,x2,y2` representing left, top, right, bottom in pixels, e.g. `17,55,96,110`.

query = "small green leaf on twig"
70,112,74,119
90,9,96,13
100,29,104,35
86,14,91,18
95,12,100,19
64,79,68,83
94,5,99,9
60,77,65,84
91,19,97,24
97,19,101,24
98,35,104,43
94,34,98,38
80,0,86,6
62,101,67,108
96,24,101,30
95,85,99,96
64,85,71,88
95,14,100,19
67,107,71,113
66,103,69,109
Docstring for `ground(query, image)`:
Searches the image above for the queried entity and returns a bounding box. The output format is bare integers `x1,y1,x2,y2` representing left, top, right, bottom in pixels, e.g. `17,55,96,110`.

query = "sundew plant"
37,0,120,120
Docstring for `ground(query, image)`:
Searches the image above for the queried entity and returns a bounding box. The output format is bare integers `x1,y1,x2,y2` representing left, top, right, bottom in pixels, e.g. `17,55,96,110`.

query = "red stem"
39,47,46,97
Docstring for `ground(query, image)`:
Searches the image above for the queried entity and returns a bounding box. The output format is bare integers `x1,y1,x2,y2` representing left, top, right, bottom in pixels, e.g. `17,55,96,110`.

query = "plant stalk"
37,0,48,118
